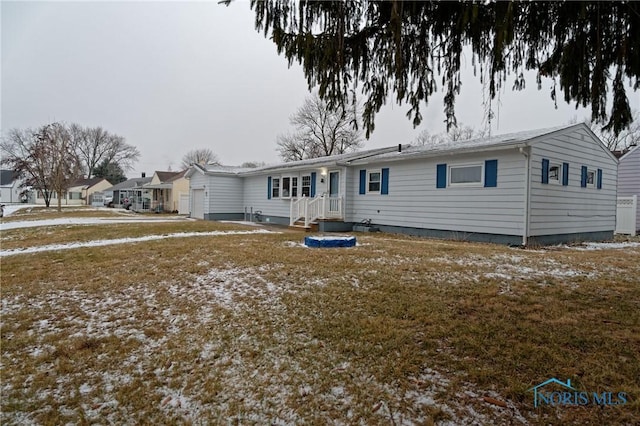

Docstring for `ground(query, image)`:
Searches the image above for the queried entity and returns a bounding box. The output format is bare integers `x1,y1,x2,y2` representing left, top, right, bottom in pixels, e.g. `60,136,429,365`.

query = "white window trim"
548,163,561,184
291,176,298,198
448,163,484,187
586,169,596,188
301,174,311,197
279,175,300,199
367,169,381,194
281,176,291,199
271,177,281,199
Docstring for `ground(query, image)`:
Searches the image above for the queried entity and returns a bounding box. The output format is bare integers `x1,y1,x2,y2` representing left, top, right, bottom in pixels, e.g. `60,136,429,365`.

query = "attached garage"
185,164,246,221
191,189,204,219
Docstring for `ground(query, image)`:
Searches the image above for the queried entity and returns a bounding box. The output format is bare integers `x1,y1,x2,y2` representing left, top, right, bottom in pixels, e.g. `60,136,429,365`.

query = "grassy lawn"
1,208,639,424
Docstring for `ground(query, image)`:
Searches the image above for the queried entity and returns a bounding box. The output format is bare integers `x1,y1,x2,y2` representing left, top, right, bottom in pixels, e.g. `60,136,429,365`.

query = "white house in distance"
0,170,25,203
34,177,112,206
187,123,618,245
616,145,639,235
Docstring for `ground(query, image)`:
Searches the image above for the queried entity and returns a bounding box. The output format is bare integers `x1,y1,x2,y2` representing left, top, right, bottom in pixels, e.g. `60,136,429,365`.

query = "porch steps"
289,219,319,232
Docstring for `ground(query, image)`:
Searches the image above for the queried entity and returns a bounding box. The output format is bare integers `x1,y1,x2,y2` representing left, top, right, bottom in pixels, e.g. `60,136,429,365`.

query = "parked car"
103,195,114,207
0,204,4,218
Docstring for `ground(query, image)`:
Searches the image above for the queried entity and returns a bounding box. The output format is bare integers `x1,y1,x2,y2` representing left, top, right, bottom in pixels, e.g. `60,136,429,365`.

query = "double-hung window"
281,176,298,198
367,170,381,193
271,177,280,198
301,175,311,197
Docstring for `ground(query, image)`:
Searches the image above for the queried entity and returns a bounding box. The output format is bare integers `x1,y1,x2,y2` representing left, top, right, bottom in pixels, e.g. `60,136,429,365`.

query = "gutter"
345,142,530,166
336,145,406,166
519,146,531,246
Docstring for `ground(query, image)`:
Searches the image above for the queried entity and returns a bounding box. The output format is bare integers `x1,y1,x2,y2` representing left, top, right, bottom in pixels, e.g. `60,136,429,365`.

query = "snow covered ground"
0,229,276,257
0,216,193,231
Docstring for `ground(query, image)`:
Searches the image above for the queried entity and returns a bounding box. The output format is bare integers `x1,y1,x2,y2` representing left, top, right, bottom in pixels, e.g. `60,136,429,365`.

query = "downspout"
519,146,531,246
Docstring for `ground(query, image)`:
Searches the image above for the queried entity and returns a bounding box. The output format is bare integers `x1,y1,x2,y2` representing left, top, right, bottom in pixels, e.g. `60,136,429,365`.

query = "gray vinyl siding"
617,146,640,228
345,150,526,236
207,175,244,214
242,175,289,219
189,173,243,216
529,127,617,236
189,173,207,217
242,168,343,220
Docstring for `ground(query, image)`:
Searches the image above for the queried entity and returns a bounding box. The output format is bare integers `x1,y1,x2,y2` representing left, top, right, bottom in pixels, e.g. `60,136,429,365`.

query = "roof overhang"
346,141,530,166
619,144,639,161
240,146,402,176
144,183,172,189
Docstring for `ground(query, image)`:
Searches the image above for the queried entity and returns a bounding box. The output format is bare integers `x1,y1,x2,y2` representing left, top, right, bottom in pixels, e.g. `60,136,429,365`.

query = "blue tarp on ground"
304,236,357,248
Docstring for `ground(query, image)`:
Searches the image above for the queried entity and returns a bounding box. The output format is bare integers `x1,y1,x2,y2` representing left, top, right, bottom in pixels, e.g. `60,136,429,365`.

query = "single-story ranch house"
186,123,618,245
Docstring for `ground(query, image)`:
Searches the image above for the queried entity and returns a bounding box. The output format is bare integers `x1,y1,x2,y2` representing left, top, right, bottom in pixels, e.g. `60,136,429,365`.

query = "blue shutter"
484,160,498,187
359,170,366,194
541,159,549,184
381,168,389,195
597,169,602,189
581,166,587,187
310,172,316,197
562,163,569,186
267,176,272,199
436,164,447,188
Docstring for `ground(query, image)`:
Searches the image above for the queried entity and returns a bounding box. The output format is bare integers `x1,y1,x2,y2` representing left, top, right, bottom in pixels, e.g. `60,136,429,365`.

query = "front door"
329,171,340,197
328,171,341,215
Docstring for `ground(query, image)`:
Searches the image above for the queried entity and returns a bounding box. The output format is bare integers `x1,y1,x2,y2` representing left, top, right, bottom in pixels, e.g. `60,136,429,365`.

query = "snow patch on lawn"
0,229,277,257
2,262,526,425
219,220,265,227
0,216,189,231
569,241,640,250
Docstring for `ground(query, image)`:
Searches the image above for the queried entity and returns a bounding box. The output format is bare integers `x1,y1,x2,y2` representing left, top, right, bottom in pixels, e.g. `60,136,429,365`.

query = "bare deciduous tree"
240,161,267,168
277,94,363,162
73,124,140,178
47,124,83,211
1,123,82,210
588,111,640,152
181,148,220,170
414,123,488,146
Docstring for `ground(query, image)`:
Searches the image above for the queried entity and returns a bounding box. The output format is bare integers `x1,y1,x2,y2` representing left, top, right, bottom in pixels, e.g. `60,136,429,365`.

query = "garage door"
178,193,190,215
191,189,204,219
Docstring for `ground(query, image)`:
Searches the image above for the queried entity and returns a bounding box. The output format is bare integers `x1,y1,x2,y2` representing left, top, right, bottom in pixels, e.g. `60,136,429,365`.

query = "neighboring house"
103,175,152,208
68,177,112,205
0,170,25,203
129,171,184,213
34,177,112,206
616,145,639,234
187,123,618,245
165,170,189,213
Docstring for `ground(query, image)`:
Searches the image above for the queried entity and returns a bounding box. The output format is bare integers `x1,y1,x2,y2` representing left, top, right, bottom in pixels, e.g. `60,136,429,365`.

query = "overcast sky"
2,1,638,177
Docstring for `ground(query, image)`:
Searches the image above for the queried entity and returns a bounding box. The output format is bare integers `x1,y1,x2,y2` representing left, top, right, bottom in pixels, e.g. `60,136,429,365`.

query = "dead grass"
0,206,129,222
1,208,639,425
0,219,257,250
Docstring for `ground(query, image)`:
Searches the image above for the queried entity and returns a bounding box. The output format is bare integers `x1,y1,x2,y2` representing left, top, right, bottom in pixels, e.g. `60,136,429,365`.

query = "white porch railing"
289,195,343,227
